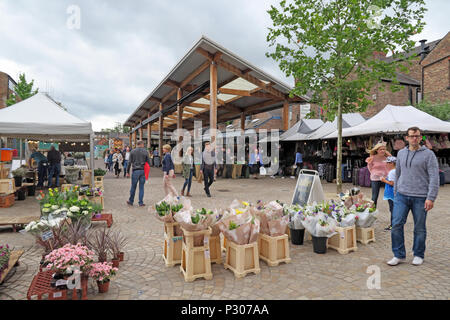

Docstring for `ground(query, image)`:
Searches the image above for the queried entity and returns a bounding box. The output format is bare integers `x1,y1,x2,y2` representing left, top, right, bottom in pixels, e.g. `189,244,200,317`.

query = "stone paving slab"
0,162,449,300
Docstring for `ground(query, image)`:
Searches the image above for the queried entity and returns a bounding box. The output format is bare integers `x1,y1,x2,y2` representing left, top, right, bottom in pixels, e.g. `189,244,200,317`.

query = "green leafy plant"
229,221,239,230
11,167,27,178
191,213,201,224
94,168,107,176
155,201,171,217
6,73,39,106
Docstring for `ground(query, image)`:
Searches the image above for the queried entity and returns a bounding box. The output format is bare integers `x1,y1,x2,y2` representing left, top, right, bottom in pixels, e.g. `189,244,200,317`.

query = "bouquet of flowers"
44,243,95,275
88,262,118,284
300,202,337,238
153,194,190,223
174,206,216,246
284,204,305,230
251,200,288,236
322,200,358,228
353,202,378,228
218,210,260,245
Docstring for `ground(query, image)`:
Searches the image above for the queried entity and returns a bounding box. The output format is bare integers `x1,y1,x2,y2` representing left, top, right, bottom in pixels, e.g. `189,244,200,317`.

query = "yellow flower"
48,188,52,192
242,201,249,207
54,188,58,192
236,209,243,215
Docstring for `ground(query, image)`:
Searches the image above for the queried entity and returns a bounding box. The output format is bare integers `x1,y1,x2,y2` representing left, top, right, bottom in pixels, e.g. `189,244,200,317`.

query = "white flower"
51,205,59,210
82,210,89,216
67,212,74,217
42,208,51,214
69,206,80,213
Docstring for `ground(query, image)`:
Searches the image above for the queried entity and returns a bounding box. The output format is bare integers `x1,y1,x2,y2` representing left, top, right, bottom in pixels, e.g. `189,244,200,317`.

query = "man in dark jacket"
47,146,61,187
127,141,150,207
201,141,216,197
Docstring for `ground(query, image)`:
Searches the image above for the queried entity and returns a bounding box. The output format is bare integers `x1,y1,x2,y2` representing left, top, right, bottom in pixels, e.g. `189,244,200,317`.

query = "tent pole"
90,134,95,187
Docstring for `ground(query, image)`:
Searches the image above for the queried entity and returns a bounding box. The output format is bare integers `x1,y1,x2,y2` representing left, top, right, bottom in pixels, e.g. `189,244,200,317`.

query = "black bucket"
14,176,22,187
27,185,36,196
290,228,305,245
311,236,328,254
17,188,26,201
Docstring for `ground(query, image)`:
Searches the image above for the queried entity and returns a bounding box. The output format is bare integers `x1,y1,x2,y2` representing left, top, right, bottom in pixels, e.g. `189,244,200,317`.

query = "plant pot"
311,236,328,254
290,228,305,245
94,213,102,218
17,188,26,200
118,252,124,262
27,185,36,196
14,176,23,187
111,258,120,268
97,280,110,293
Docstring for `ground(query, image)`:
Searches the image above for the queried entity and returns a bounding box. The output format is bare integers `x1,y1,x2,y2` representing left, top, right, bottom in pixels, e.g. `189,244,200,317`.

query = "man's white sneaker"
387,257,406,266
412,256,423,265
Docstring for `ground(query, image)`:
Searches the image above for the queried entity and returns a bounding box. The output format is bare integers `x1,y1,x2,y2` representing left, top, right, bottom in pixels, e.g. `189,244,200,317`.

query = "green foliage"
6,73,39,106
415,99,450,121
101,122,130,134
94,168,107,176
266,0,426,191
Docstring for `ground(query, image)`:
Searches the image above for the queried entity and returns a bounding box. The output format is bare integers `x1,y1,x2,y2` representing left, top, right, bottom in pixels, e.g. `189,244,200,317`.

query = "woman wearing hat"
366,142,392,208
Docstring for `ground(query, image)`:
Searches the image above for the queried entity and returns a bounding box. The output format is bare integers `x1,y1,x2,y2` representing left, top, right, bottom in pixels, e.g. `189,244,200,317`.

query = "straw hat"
366,141,387,155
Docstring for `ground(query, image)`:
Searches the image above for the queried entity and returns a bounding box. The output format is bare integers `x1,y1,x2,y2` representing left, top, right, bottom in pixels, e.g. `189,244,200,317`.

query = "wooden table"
91,213,113,228
0,216,39,232
0,250,24,284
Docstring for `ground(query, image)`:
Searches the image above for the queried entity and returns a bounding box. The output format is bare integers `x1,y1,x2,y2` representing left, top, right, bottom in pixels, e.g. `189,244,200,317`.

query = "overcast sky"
1,0,449,131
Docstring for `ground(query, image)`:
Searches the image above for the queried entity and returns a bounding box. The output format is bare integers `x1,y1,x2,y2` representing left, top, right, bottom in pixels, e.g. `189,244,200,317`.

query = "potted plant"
108,230,128,263
43,243,95,277
64,166,80,184
285,204,305,245
94,168,107,177
87,227,112,263
0,244,11,279
91,203,103,218
12,167,27,187
88,261,118,293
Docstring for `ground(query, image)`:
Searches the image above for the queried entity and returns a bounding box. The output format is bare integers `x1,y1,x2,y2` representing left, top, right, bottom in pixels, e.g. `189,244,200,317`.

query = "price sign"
292,169,325,206
41,230,54,242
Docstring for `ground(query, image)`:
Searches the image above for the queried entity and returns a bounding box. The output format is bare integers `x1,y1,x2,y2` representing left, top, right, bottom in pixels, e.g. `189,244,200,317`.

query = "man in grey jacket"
387,127,439,266
127,141,150,207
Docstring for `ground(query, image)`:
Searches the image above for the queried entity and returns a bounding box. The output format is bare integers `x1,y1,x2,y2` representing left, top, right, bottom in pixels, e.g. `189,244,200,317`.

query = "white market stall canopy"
281,119,324,141
305,113,366,140
324,105,450,138
0,92,93,141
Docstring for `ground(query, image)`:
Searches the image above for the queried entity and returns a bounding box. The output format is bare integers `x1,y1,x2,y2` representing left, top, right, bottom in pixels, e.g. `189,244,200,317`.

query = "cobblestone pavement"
1,162,449,300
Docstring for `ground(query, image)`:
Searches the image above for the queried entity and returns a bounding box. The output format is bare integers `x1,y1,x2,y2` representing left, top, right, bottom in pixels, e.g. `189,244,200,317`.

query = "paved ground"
0,161,449,300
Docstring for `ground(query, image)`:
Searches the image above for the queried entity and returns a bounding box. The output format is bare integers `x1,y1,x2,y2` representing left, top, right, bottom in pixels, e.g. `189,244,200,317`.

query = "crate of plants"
218,201,261,278
251,200,291,266
324,200,358,254
0,244,11,281
284,203,306,245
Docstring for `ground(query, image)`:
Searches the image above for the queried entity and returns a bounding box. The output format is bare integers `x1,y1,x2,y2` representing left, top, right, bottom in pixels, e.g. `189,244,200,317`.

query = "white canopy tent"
323,105,450,138
259,118,324,143
304,113,366,140
0,92,95,186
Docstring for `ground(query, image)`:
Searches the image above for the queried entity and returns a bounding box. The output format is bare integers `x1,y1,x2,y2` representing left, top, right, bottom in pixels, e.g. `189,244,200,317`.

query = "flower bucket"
111,258,119,268
14,176,22,187
97,280,110,293
289,228,304,245
27,185,36,196
311,236,327,254
118,252,124,262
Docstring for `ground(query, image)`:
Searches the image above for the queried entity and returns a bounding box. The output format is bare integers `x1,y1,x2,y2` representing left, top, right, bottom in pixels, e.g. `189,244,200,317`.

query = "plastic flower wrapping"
153,194,191,223
249,200,288,236
283,203,305,230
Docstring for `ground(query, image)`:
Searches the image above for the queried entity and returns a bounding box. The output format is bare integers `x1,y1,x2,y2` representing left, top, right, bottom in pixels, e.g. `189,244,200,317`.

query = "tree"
100,122,130,133
6,73,39,106
415,99,450,121
267,0,426,193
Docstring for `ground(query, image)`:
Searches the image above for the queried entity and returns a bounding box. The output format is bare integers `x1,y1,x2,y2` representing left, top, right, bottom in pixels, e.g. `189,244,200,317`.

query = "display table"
0,250,24,284
91,213,113,228
0,216,39,232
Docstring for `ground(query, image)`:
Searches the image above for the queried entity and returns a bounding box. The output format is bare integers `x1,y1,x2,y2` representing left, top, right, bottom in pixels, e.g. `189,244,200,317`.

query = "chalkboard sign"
291,169,325,206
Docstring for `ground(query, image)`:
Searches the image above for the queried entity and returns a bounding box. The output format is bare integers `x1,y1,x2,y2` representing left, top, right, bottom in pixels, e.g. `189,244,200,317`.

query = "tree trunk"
336,103,343,194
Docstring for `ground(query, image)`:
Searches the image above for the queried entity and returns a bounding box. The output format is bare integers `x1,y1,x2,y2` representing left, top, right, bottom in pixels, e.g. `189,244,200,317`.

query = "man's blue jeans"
129,169,145,205
48,163,61,187
391,192,428,259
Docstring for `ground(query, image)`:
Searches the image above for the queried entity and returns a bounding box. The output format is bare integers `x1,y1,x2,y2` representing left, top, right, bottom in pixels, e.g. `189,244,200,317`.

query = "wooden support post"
240,113,245,132
147,113,151,149
177,88,183,147
139,124,143,142
282,101,289,131
159,103,163,156
210,61,218,143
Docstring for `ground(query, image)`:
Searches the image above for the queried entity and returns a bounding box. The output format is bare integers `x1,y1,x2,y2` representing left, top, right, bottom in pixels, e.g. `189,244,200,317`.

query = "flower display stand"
94,176,104,190
91,213,113,228
79,195,104,209
180,227,213,282
221,234,227,252
224,240,260,278
162,222,183,267
327,225,358,254
257,233,291,266
305,230,312,241
81,170,92,186
356,227,376,245
209,235,222,264
0,250,24,284
27,270,88,300
61,184,74,190
0,178,15,195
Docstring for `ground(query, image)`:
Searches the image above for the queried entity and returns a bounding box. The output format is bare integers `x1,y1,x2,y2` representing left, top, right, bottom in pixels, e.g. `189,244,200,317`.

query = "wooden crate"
0,167,10,179
61,184,74,191
94,181,104,190
81,170,92,185
174,164,183,174
224,240,260,278
79,195,104,209
356,227,375,245
327,225,358,254
94,176,104,182
258,233,291,266
0,193,15,208
220,233,227,252
162,222,183,267
0,250,24,284
305,230,312,241
0,179,15,195
209,235,222,264
180,227,213,282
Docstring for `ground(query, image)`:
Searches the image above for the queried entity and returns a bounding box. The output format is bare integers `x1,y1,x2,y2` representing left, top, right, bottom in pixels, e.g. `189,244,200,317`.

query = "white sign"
292,169,325,206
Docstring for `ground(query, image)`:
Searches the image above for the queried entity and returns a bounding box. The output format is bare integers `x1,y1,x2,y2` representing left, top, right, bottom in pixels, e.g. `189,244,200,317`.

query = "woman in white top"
123,146,131,178
112,149,123,178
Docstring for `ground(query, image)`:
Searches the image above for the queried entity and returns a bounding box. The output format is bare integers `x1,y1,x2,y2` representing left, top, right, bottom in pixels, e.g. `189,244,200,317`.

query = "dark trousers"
129,169,145,205
182,168,194,193
48,163,61,187
295,162,304,176
114,162,121,176
203,167,214,195
371,180,384,208
37,162,48,188
388,199,394,226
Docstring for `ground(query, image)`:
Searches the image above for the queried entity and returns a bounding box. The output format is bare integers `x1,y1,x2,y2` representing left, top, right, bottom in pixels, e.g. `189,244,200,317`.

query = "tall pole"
90,134,95,187
210,61,218,144
282,101,289,131
159,103,163,156
147,112,151,149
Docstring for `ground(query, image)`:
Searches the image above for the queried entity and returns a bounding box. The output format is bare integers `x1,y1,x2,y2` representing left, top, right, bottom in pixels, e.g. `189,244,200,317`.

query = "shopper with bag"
181,146,194,197
387,127,439,266
127,141,150,207
365,142,391,208
112,148,123,178
162,144,178,197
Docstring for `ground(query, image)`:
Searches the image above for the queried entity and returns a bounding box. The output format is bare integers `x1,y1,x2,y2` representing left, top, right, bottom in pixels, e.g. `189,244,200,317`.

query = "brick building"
0,71,17,109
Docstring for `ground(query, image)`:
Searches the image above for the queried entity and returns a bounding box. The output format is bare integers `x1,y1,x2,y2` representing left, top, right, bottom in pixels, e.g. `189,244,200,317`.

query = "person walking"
112,149,123,178
249,148,263,179
294,148,303,177
181,146,194,197
201,141,216,197
162,144,178,197
387,127,439,266
47,146,61,188
123,146,131,178
380,156,397,231
29,148,48,189
127,141,150,207
104,149,109,170
107,150,114,172
366,142,391,208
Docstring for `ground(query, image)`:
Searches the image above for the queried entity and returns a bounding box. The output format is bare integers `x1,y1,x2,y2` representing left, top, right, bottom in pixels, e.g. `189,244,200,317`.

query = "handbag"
259,166,267,175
